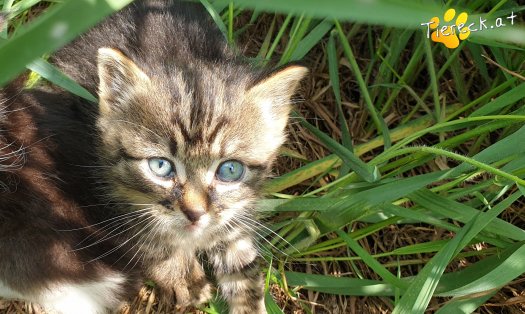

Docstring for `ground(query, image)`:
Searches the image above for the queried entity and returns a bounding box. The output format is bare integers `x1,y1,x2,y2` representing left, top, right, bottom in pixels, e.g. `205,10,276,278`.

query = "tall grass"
1,0,525,313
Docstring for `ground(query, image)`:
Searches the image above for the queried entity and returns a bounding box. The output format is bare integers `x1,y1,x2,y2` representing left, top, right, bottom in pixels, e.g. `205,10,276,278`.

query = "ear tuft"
97,47,150,114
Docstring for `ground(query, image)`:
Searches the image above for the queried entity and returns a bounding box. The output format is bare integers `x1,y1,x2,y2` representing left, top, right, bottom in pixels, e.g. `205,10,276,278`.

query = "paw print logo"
428,9,470,48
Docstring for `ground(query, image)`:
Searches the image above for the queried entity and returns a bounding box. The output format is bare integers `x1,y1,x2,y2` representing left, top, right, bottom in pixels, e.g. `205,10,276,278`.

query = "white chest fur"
0,274,125,314
0,280,25,300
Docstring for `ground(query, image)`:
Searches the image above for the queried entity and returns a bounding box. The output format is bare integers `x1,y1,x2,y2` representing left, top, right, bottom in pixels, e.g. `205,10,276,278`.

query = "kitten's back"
0,84,139,312
52,0,235,95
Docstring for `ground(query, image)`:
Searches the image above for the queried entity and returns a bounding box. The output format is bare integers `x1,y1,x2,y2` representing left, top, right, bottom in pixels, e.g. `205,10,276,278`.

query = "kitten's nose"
181,208,205,223
180,184,207,223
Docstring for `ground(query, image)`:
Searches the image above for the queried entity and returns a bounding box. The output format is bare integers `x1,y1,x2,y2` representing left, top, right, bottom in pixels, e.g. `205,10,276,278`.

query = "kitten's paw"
229,298,267,314
149,253,213,308
173,277,213,308
191,280,213,305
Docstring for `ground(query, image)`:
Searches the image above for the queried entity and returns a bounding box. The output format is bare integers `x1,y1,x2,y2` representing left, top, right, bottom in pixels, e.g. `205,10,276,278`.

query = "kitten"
1,0,307,313
0,81,140,313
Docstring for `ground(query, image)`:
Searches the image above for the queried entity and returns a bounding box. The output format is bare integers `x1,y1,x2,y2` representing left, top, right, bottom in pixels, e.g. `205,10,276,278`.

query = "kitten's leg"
208,235,266,314
146,251,213,309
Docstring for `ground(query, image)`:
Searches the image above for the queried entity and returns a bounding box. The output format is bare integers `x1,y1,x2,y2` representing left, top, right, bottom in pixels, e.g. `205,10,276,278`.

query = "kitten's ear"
249,65,308,103
248,64,308,129
97,47,150,114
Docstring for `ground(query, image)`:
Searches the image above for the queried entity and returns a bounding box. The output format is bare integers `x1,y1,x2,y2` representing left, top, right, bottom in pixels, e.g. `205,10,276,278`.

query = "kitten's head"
95,48,307,246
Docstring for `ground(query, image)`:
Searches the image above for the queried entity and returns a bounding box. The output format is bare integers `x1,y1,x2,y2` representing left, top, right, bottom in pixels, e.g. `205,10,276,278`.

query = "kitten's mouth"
185,223,202,232
183,214,211,233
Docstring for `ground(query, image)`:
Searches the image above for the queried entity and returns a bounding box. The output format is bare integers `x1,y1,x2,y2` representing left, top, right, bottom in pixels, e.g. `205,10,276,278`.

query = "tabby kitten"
2,0,307,313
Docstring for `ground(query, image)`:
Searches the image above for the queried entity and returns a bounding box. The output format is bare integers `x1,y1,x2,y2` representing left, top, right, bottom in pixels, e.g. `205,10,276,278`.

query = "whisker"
119,219,161,270
228,218,289,257
57,207,154,231
86,216,158,264
78,202,155,208
72,211,154,251
226,221,270,258
238,214,299,253
124,219,163,271
72,210,154,248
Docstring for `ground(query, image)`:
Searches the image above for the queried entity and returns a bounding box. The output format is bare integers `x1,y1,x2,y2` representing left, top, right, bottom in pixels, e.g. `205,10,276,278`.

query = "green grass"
1,0,525,313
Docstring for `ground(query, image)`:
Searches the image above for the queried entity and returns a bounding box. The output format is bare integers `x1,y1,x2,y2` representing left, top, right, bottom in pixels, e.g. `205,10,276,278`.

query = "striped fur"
93,47,306,312
49,1,308,312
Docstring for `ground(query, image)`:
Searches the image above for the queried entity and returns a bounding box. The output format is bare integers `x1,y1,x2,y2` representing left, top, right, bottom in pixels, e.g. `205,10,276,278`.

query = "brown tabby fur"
0,1,307,313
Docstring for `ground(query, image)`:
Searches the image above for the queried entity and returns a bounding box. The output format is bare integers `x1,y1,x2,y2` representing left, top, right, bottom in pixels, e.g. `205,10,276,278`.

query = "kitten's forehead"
103,60,302,168
142,66,264,160
163,62,252,114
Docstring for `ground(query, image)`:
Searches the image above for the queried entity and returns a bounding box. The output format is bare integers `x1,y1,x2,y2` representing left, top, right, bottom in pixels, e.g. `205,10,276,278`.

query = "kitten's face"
95,48,307,246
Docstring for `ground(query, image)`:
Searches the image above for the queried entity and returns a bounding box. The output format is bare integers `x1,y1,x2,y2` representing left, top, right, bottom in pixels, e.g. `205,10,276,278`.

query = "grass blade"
284,271,394,296
289,18,333,61
200,0,228,40
336,229,408,289
392,214,479,314
327,29,352,175
264,291,284,314
291,111,380,183
316,170,453,233
435,291,497,314
27,58,97,103
0,0,134,87
438,241,525,297
335,20,391,148
470,83,525,117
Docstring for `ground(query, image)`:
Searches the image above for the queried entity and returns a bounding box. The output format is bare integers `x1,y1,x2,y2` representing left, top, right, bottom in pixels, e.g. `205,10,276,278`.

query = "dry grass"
235,12,525,314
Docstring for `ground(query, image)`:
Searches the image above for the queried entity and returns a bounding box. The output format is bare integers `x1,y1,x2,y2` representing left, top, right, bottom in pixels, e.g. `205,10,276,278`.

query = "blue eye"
148,158,174,177
216,160,244,182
